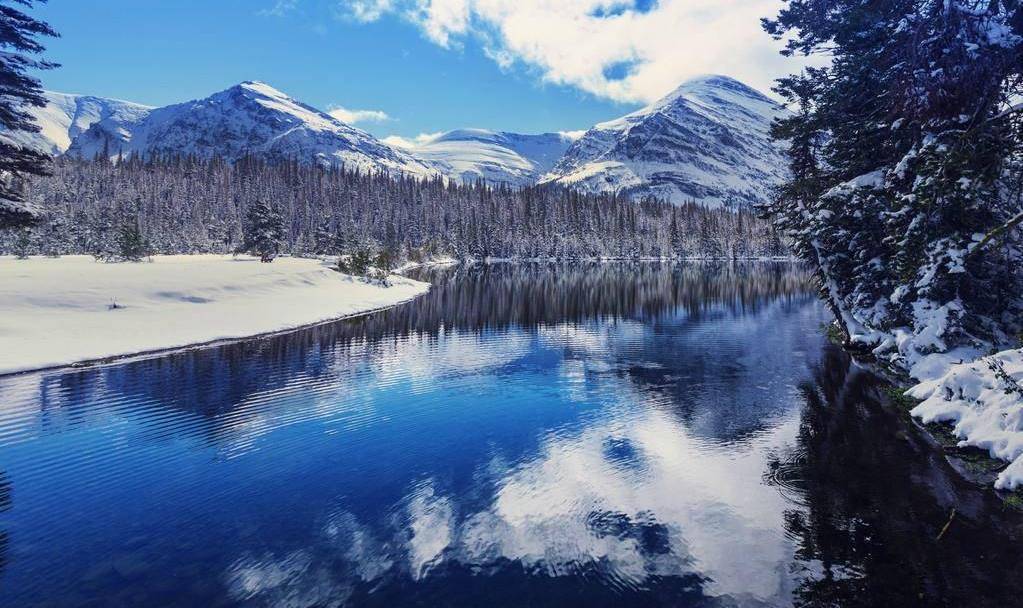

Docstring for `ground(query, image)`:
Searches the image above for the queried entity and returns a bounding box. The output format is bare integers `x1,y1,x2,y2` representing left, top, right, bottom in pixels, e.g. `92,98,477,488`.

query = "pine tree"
12,227,31,259
0,0,59,229
238,200,285,262
116,219,151,262
762,0,1023,362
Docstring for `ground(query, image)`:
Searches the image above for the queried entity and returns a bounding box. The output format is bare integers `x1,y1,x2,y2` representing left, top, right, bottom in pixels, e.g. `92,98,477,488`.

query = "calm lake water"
1,263,1021,607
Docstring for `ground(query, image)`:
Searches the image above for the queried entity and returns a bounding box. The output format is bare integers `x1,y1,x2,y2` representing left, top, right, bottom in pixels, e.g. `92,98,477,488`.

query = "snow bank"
0,255,430,375
908,348,1023,490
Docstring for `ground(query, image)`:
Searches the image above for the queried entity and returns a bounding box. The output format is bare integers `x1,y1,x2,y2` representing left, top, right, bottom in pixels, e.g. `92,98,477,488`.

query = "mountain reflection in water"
0,262,1020,608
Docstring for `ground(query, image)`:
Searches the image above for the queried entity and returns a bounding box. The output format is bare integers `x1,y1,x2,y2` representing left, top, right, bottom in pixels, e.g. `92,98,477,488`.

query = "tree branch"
969,210,1023,258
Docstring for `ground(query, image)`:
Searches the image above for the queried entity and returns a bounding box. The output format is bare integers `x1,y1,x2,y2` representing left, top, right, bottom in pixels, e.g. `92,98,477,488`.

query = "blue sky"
32,0,799,140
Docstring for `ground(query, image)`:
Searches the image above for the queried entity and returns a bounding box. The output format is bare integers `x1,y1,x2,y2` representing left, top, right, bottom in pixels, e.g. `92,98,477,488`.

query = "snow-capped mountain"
540,75,788,208
67,81,434,176
0,91,151,155
19,76,789,208
405,129,580,187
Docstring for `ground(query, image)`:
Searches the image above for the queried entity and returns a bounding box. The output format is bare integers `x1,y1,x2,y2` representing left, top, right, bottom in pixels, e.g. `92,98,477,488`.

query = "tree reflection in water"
769,344,1023,607
0,470,10,582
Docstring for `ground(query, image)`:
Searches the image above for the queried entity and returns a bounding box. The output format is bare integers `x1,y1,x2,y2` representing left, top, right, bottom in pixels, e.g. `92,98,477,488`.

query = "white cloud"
335,0,808,104
260,0,299,17
341,0,394,22
381,132,443,148
327,105,392,124
559,129,586,141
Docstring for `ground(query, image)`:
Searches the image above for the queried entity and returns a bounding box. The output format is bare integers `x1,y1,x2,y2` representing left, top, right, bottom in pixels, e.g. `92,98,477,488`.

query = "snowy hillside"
540,75,788,208
0,91,151,155
67,81,435,176
407,129,579,187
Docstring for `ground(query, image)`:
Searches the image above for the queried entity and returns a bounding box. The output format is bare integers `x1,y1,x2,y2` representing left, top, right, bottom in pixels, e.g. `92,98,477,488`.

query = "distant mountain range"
398,129,579,188
6,75,787,208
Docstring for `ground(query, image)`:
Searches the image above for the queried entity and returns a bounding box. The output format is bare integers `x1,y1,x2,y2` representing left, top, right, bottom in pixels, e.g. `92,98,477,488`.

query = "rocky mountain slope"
540,75,788,208
67,81,433,176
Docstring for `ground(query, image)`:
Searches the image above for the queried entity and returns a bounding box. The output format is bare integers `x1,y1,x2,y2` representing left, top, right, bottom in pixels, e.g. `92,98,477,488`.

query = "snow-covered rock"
909,348,1023,490
0,91,151,155
67,81,435,176
540,75,789,208
408,129,579,187
0,255,431,375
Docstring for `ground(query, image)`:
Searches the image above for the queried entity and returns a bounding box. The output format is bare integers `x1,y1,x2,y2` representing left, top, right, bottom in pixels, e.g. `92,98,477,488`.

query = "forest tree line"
0,155,788,262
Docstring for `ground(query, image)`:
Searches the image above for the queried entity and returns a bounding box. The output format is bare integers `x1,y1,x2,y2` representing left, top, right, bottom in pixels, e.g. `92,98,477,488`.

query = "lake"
1,263,1020,607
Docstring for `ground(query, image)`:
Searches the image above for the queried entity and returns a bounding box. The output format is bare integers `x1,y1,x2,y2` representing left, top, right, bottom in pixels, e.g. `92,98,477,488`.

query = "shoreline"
837,336,1023,504
0,255,431,377
0,291,428,379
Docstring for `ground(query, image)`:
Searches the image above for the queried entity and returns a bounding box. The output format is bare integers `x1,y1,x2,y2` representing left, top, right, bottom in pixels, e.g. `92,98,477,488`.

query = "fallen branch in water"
936,508,957,541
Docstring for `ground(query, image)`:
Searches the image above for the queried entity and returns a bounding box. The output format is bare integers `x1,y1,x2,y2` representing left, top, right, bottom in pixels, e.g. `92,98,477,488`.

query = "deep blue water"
0,263,1020,607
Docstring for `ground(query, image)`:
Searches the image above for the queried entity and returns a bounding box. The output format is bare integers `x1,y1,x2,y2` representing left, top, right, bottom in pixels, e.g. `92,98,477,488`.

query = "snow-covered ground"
0,255,430,375
908,348,1023,490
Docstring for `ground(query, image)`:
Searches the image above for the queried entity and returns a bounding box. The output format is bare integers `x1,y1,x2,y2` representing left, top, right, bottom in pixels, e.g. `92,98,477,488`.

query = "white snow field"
0,255,430,375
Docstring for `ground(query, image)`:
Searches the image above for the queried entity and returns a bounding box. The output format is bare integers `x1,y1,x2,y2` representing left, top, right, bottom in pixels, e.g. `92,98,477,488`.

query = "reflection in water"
0,470,9,582
0,263,1020,607
769,347,1023,606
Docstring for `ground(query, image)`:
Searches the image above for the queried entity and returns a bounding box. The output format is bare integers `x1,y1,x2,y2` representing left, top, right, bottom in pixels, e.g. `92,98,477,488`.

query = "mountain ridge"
540,74,788,208
21,75,787,208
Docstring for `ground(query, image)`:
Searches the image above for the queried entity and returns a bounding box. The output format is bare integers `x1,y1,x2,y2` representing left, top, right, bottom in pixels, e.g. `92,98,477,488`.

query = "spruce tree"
238,200,285,262
762,0,1023,364
0,0,59,229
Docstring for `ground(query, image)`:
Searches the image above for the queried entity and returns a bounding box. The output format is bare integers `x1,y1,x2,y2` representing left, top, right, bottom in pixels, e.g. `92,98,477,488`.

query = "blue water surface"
0,263,1020,607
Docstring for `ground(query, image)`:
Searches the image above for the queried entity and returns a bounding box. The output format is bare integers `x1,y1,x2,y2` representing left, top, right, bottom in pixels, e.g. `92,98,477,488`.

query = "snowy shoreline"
907,348,1023,490
0,255,430,376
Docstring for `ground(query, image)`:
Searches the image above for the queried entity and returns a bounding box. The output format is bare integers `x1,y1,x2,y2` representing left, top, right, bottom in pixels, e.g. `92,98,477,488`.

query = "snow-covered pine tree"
0,0,58,229
12,227,31,259
763,0,1023,368
238,200,285,262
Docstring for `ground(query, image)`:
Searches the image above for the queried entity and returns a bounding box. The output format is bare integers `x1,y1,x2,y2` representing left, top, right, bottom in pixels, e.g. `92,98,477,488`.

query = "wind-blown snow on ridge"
1,91,151,155
540,75,789,208
408,129,580,187
68,81,434,176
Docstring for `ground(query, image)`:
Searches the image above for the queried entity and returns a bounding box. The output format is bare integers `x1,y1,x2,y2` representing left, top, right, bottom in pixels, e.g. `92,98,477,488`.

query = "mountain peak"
234,80,286,97
658,74,776,108
542,74,788,208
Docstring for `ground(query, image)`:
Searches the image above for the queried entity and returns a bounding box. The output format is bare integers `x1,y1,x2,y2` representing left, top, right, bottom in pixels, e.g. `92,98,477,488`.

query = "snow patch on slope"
0,91,151,155
409,129,579,186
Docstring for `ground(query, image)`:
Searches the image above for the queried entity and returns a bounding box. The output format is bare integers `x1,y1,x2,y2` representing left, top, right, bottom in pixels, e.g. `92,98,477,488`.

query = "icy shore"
0,255,430,375
908,348,1023,490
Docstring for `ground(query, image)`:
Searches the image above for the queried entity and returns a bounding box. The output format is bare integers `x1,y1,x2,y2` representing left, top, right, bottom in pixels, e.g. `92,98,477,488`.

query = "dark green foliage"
0,0,58,229
238,200,286,263
339,247,374,278
116,220,151,262
761,0,1023,359
375,247,395,275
